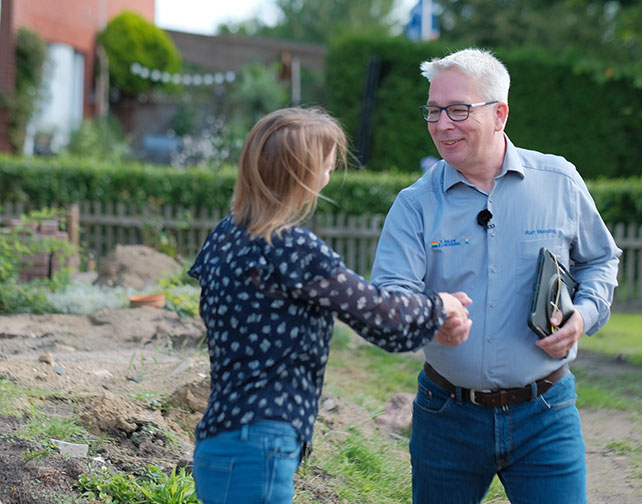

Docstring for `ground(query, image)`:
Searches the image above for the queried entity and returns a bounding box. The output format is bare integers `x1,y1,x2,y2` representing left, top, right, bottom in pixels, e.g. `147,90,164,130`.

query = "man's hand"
434,292,473,346
535,308,585,359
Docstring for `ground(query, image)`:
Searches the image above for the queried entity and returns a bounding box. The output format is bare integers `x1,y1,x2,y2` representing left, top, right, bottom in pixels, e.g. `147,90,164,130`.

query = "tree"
98,11,182,97
435,0,642,86
220,0,399,45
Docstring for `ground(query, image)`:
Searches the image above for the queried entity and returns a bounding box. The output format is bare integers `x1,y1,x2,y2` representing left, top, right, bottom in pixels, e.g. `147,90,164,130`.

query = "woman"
188,107,471,503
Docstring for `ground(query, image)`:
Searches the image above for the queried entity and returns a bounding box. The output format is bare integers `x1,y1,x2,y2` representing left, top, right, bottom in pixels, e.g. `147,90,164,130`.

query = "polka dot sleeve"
290,264,445,352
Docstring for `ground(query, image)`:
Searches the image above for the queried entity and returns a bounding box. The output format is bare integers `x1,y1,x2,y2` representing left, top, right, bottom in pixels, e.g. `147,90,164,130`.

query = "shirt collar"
442,134,525,192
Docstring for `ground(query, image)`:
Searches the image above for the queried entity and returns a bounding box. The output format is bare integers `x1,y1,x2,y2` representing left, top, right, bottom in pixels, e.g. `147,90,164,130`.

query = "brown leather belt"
423,362,569,407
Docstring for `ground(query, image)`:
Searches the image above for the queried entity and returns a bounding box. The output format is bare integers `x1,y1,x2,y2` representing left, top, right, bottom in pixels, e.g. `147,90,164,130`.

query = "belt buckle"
469,389,492,405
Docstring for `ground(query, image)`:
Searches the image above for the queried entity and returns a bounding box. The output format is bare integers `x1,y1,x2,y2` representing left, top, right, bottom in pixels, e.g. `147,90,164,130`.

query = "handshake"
436,292,473,346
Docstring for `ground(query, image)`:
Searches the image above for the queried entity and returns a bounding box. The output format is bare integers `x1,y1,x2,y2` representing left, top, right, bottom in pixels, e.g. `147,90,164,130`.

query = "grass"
2,312,641,503
574,366,642,411
579,312,642,365
0,379,24,415
574,312,642,411
324,325,421,413
302,312,642,503
298,323,511,503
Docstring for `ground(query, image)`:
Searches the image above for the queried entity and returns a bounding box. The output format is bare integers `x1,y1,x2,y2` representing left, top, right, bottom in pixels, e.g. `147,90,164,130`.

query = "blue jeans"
410,369,586,504
192,420,302,504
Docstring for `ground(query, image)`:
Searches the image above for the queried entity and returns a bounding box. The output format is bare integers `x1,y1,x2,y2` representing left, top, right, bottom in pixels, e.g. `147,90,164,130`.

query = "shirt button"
487,337,493,343
491,266,497,273
491,231,496,237
490,301,496,308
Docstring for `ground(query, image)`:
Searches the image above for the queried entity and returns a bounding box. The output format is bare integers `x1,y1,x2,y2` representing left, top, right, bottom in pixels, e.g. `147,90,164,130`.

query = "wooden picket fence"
610,222,642,310
2,200,642,309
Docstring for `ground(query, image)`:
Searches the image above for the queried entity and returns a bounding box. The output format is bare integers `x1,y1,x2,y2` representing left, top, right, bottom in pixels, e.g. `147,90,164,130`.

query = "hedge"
326,35,642,180
2,155,642,224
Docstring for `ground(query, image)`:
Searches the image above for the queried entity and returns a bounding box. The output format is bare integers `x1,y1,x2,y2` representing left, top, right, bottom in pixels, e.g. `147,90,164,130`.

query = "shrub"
62,115,132,162
326,35,642,179
2,156,642,223
0,27,48,152
99,11,182,97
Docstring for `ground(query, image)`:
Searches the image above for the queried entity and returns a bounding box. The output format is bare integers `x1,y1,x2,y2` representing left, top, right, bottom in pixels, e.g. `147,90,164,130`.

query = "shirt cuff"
574,299,599,336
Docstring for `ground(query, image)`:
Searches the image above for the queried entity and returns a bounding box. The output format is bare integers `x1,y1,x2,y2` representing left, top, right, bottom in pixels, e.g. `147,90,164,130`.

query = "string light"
129,62,236,86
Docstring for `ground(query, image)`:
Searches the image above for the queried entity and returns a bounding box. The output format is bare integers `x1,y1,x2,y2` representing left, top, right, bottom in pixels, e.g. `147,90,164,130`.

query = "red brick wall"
0,0,16,151
13,0,155,117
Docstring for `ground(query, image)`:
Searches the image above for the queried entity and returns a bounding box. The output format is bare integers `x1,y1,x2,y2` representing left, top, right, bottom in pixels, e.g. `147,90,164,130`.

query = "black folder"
527,248,578,339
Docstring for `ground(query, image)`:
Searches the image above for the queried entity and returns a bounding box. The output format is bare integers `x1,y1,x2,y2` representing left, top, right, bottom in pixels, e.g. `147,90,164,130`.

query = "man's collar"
442,135,524,192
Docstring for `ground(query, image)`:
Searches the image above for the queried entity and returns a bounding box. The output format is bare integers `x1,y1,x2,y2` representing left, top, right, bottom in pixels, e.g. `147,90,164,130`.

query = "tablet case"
528,248,578,339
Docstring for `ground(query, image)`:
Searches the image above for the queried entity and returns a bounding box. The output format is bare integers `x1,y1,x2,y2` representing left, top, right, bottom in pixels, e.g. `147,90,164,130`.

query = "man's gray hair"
420,48,510,104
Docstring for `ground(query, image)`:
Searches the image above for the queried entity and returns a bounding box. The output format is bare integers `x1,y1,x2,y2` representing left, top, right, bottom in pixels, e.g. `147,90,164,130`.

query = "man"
371,48,621,504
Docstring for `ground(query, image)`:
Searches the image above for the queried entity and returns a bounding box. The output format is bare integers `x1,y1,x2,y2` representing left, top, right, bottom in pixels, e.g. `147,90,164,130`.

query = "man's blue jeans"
410,369,586,504
192,420,302,504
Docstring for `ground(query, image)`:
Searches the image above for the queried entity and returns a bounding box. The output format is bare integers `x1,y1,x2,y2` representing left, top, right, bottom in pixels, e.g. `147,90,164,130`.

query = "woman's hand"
434,292,473,346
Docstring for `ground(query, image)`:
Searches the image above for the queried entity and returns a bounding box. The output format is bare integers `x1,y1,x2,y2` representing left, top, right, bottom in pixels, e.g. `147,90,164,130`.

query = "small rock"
54,343,77,352
50,438,89,458
375,393,414,433
53,366,65,375
93,369,113,378
39,353,54,365
35,372,48,381
170,358,193,376
322,398,337,411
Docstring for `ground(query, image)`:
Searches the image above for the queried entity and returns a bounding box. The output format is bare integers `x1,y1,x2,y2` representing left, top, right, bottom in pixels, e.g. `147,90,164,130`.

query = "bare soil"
0,307,640,503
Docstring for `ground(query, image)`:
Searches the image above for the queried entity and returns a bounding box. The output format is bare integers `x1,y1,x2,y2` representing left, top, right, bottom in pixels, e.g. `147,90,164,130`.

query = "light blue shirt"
371,136,621,389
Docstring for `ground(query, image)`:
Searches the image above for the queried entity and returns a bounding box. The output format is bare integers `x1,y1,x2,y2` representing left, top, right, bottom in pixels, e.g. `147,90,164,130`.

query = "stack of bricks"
12,219,71,282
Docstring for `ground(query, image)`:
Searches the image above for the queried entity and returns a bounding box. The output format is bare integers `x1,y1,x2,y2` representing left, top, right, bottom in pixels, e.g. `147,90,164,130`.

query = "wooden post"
67,203,80,247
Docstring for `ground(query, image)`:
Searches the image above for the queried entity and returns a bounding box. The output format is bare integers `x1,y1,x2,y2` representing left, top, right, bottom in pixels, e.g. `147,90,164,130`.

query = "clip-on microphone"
477,209,493,230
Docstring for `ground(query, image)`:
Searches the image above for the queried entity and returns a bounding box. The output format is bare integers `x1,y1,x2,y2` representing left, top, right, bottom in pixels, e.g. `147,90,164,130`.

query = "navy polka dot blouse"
188,215,445,443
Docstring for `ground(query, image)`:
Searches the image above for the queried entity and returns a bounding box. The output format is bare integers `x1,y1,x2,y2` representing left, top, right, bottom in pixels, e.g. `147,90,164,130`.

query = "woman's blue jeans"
410,369,586,504
192,420,302,504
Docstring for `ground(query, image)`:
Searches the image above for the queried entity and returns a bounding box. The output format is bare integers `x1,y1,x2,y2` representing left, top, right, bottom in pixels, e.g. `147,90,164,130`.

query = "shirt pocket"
516,238,568,284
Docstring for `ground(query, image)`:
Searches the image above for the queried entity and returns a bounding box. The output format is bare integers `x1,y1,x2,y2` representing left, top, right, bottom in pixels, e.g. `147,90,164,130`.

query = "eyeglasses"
419,101,499,122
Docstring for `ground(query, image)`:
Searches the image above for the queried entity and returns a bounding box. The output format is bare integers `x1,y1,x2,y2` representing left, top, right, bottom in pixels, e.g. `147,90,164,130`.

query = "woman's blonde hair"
232,107,347,243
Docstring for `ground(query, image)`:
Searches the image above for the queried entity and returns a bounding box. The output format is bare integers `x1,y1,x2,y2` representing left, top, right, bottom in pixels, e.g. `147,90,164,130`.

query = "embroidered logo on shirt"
431,238,470,248
524,229,558,236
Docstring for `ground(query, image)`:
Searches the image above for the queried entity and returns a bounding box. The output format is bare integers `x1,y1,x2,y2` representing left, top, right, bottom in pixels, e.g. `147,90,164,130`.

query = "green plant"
22,448,55,462
140,197,192,258
140,466,200,503
98,11,181,97
62,115,132,162
21,412,91,446
0,27,48,152
161,284,200,318
46,281,129,314
77,467,146,503
0,209,75,313
133,391,167,411
0,379,23,415
77,464,198,503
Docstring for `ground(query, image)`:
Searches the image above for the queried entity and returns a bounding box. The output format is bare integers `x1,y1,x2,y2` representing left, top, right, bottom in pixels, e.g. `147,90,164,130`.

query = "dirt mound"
95,245,182,289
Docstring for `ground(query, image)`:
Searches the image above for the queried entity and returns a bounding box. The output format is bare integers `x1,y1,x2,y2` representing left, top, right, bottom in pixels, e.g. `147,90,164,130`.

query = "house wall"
166,30,326,73
0,0,16,94
12,0,155,117
0,0,16,151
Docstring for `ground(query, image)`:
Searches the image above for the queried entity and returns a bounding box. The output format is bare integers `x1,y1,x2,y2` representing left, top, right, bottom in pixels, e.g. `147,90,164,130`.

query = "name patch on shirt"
524,229,558,236
431,237,470,248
